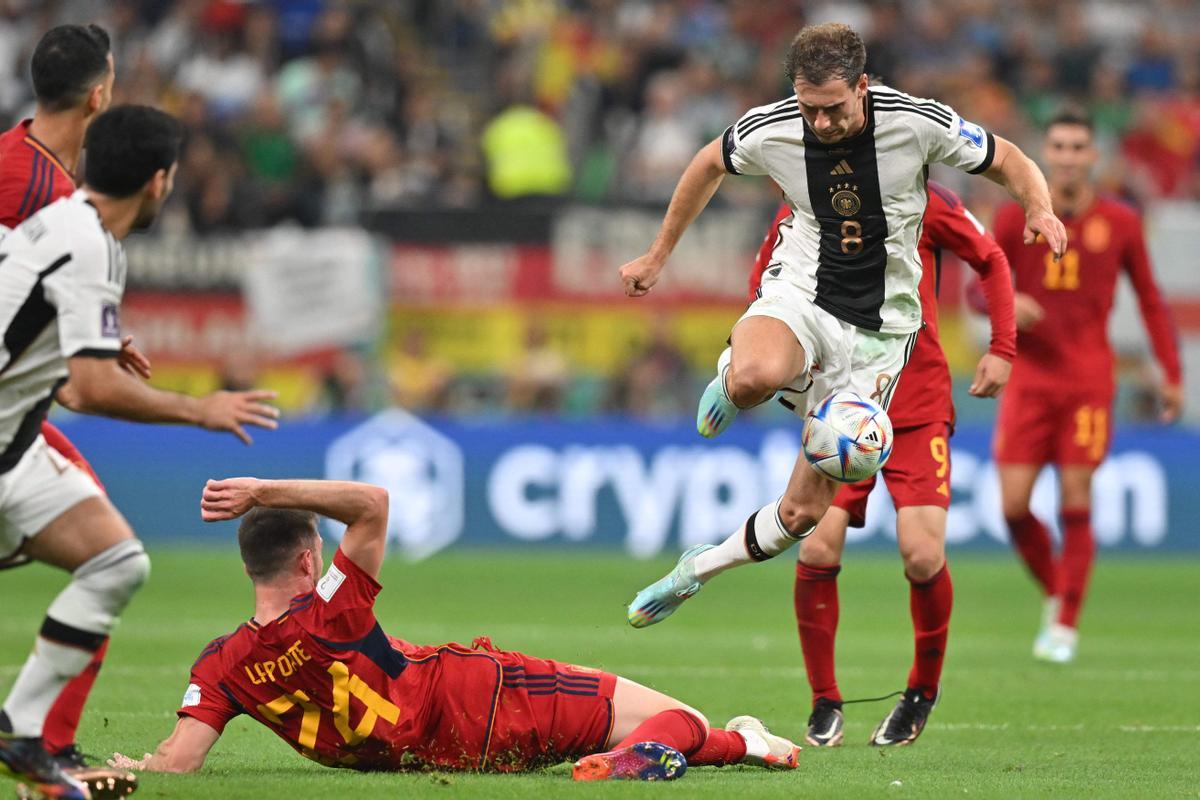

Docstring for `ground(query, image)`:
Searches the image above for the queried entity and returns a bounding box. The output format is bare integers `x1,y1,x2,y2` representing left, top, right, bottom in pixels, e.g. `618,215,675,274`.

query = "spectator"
389,328,454,413
507,320,570,413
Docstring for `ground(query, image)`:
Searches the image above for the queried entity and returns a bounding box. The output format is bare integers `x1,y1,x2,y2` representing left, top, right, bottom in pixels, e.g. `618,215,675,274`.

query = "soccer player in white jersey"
0,106,279,800
623,25,1065,632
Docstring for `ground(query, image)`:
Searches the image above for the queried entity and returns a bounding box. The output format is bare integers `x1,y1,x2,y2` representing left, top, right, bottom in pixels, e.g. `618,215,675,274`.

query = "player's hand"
108,752,152,771
1013,292,1044,331
1158,382,1183,424
118,335,152,380
197,390,280,445
618,253,666,297
201,477,263,521
969,353,1011,398
1024,210,1067,260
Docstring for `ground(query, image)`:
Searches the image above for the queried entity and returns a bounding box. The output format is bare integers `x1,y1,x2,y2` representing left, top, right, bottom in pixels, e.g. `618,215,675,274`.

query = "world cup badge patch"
958,119,985,148
100,303,120,337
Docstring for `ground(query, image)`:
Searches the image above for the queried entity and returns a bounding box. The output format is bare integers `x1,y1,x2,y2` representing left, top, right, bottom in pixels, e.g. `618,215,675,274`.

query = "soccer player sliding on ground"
624,24,1060,630
109,478,800,782
0,107,279,800
741,185,1016,747
986,108,1182,663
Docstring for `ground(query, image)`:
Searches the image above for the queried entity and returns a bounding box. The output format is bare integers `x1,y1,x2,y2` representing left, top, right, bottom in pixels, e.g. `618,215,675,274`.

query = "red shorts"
994,385,1113,467
484,645,618,770
831,421,952,527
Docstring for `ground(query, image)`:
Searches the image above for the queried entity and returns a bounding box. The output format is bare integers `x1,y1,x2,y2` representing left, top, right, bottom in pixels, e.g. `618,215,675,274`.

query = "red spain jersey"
0,119,75,229
992,197,1182,394
179,549,511,771
749,182,1015,428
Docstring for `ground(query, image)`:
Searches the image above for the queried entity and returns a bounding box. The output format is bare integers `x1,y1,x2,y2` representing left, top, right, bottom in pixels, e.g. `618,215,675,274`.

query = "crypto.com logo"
325,410,464,559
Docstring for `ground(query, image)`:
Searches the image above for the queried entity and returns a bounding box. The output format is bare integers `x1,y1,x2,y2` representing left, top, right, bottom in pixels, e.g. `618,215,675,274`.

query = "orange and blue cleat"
572,742,687,782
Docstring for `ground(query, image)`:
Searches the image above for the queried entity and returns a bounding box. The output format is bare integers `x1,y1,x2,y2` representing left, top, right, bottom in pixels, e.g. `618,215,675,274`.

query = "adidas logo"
865,431,879,443
830,159,853,175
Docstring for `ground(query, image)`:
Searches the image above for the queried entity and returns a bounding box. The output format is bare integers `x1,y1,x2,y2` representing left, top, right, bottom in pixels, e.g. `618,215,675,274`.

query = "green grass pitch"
2,548,1197,799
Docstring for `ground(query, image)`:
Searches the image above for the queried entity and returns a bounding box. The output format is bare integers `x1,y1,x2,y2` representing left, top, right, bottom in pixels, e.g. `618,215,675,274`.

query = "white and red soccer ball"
801,391,893,483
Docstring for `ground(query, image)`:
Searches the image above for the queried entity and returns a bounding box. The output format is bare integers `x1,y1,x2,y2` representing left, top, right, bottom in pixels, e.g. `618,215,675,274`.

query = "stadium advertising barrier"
55,411,1189,556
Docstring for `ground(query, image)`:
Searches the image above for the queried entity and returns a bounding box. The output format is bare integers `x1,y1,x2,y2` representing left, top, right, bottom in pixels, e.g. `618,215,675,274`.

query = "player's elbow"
361,484,389,523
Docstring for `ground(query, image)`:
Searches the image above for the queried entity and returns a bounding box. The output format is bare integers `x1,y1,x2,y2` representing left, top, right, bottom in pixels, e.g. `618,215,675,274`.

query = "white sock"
693,498,812,582
1,639,93,738
735,729,771,761
716,347,734,403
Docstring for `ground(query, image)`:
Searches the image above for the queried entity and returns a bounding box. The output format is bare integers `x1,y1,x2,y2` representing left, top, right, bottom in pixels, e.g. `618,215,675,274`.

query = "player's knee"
726,361,788,407
777,497,823,538
48,540,150,634
902,546,944,583
1000,498,1031,524
798,535,841,568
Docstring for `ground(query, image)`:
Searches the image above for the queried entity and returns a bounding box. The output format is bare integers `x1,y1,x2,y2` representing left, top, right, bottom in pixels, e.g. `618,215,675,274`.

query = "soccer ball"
801,391,893,483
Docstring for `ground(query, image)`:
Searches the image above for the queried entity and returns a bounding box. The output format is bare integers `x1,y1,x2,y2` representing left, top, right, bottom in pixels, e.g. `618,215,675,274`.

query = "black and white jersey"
0,190,125,472
722,85,995,333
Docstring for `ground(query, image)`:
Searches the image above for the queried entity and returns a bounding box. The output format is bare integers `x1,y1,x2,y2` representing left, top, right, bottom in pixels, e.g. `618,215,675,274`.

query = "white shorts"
0,435,103,560
739,277,918,419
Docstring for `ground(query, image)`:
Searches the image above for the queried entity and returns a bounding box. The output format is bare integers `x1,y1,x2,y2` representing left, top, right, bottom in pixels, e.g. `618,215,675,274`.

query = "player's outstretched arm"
109,717,220,774
982,136,1067,260
57,354,279,444
201,478,389,578
618,137,726,297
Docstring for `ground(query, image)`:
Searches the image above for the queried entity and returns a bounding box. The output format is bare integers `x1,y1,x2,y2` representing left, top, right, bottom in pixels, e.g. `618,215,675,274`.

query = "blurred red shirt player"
988,108,1182,664
749,182,1016,748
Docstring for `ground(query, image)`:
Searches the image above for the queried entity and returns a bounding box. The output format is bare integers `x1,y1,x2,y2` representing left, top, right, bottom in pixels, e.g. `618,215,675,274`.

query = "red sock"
43,638,109,754
616,709,706,755
1006,512,1057,596
688,728,747,767
1056,508,1095,628
906,565,952,699
794,561,841,704
614,709,747,766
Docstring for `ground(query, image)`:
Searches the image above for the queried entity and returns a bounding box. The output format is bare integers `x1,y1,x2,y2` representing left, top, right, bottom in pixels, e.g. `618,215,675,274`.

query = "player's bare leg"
698,316,806,438
1,497,144,799
795,509,849,747
573,677,799,781
628,454,836,627
1037,465,1097,663
869,505,949,747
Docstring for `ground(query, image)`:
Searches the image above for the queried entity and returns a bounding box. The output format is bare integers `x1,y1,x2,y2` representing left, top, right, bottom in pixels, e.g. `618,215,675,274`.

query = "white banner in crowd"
244,227,383,354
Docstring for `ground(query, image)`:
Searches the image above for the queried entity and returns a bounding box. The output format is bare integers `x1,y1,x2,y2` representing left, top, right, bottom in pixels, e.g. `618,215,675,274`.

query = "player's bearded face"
132,163,177,230
794,75,868,143
1043,124,1097,189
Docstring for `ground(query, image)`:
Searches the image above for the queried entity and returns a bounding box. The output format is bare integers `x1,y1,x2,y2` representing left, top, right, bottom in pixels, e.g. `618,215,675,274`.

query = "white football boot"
1033,622,1078,664
725,716,801,770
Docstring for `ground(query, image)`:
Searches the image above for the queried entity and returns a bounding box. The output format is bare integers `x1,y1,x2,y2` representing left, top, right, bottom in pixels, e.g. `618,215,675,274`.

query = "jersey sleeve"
1121,211,1183,385
177,642,242,733
898,92,995,174
41,232,123,359
0,152,38,229
924,185,1016,359
309,548,383,641
722,100,793,176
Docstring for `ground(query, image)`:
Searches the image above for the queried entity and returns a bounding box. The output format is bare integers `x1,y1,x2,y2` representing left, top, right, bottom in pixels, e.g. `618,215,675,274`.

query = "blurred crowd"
0,0,1198,229
2,0,1192,420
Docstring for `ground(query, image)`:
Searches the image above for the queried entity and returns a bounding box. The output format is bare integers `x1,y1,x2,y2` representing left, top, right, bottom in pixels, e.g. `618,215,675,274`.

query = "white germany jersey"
722,85,995,334
0,190,125,472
